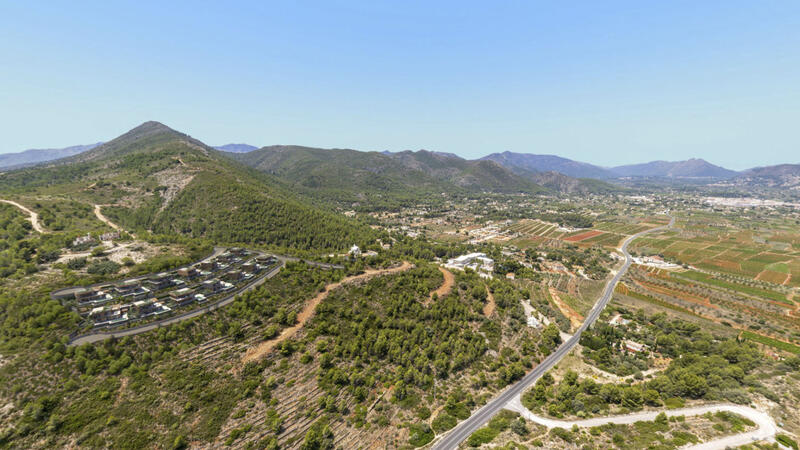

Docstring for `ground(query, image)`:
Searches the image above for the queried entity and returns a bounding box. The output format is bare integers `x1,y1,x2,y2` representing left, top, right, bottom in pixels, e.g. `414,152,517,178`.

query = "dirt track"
427,267,454,305
483,284,496,317
0,199,45,233
240,261,414,365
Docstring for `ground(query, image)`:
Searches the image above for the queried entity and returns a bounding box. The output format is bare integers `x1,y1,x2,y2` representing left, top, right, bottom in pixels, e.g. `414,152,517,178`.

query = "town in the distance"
0,120,798,450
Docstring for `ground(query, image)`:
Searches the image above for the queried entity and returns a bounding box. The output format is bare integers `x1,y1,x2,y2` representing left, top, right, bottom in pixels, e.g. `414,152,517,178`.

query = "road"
0,198,45,233
432,215,675,450
506,397,777,450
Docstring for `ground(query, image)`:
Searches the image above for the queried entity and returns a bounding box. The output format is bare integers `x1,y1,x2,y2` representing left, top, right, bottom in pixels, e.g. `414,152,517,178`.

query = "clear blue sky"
1,1,798,169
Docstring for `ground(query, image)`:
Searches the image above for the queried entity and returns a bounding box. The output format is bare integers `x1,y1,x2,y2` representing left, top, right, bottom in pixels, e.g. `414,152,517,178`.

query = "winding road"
506,397,777,450
432,215,680,450
0,198,45,233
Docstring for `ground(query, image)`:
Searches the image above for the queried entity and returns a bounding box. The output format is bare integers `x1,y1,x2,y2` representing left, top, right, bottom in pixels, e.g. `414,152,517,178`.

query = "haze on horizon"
1,1,798,170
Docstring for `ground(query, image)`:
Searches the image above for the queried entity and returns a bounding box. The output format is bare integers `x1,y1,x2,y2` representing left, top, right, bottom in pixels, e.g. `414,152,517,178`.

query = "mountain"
480,151,614,179
525,170,622,194
0,122,377,251
385,150,544,193
732,164,800,188
0,143,102,170
610,158,738,178
231,146,546,208
214,143,258,153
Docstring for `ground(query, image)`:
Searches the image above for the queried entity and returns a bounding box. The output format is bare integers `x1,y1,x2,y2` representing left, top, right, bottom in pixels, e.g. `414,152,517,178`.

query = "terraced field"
630,216,800,288
508,219,655,249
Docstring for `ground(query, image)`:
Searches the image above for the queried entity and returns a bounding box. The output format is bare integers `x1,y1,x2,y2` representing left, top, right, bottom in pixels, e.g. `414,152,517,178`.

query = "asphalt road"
432,215,675,450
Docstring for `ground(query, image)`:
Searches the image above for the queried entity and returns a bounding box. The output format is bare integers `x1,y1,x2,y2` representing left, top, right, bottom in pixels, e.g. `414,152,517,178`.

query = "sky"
1,1,798,169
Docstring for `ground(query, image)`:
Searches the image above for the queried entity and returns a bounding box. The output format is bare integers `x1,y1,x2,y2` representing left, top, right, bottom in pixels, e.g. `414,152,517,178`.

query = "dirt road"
427,267,454,305
507,396,777,450
240,261,414,365
0,199,45,233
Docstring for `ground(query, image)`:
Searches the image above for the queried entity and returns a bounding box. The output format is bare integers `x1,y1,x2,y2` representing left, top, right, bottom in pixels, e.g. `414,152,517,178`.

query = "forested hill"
0,122,378,251
230,145,546,208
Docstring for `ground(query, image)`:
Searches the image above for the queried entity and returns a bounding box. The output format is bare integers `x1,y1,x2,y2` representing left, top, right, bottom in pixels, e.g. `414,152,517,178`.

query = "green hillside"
0,122,377,252
231,146,546,209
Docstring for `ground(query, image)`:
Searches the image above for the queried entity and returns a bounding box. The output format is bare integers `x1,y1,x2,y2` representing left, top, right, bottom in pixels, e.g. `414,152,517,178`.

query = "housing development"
51,248,279,335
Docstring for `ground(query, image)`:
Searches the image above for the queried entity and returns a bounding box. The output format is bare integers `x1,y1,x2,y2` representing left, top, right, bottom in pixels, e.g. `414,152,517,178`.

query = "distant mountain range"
214,143,258,153
0,143,103,170
609,158,738,179
729,164,800,189
3,132,796,190
480,152,614,179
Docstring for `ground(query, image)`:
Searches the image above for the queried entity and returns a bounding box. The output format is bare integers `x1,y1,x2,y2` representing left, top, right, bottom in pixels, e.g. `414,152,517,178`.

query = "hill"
231,146,546,208
610,158,738,178
732,164,800,188
525,170,622,194
0,142,102,170
480,151,614,179
214,143,258,153
0,122,377,251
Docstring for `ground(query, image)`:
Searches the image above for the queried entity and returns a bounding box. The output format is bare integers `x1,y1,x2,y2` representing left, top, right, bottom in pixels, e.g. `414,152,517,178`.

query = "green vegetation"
675,270,788,303
741,331,800,355
525,310,766,417
466,410,519,447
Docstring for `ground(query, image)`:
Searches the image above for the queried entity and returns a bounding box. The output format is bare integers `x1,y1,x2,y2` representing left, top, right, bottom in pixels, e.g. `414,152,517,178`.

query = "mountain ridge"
0,142,103,170
610,158,738,178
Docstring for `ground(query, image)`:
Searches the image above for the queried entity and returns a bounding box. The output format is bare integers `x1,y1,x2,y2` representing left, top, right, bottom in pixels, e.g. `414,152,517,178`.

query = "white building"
349,245,361,258
445,252,495,278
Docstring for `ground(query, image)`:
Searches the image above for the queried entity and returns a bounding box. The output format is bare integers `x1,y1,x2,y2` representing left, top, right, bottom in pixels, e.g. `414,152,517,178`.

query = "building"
527,315,541,328
74,288,113,305
197,261,219,272
132,299,171,318
229,247,248,257
506,272,516,280
445,253,495,278
178,267,200,279
223,270,244,282
255,255,277,266
72,233,96,247
623,340,646,353
89,305,129,327
145,272,173,291
112,280,151,301
240,263,258,274
609,314,632,327
202,278,225,294
99,231,120,241
349,245,361,258
177,267,200,279
169,288,196,306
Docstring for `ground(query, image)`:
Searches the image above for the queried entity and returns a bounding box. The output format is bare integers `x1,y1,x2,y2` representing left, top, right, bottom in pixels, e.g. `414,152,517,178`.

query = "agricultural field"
620,207,800,356
508,218,658,250
630,211,800,288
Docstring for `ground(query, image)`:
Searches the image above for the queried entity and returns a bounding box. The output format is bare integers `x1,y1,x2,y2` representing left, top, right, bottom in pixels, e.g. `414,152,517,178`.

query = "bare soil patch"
563,230,604,242
549,287,583,329
427,266,454,305
483,284,496,317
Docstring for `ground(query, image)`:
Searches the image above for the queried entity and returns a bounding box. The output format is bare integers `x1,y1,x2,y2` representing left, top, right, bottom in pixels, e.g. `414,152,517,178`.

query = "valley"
0,122,798,450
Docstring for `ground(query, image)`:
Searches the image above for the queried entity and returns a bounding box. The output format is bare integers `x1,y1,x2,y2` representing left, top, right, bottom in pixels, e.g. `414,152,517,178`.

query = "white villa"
445,252,495,278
